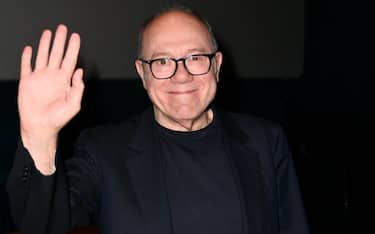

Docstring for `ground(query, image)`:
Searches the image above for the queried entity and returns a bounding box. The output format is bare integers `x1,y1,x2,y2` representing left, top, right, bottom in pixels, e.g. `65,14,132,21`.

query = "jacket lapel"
217,111,274,234
124,109,172,234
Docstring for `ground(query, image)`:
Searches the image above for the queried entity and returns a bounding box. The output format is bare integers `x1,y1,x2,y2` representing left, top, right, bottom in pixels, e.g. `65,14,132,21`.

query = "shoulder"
219,110,283,137
223,111,292,165
75,111,146,149
218,110,287,155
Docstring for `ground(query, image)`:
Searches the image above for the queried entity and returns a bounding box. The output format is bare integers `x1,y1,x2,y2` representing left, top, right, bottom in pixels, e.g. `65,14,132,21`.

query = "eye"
189,55,203,62
154,58,169,66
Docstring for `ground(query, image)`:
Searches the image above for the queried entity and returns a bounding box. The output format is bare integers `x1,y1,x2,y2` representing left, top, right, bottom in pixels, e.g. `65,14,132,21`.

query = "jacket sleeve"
272,128,310,234
6,133,99,234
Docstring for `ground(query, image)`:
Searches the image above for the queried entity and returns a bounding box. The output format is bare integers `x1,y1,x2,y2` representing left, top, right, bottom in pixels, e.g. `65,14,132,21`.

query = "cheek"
144,80,168,105
200,77,218,102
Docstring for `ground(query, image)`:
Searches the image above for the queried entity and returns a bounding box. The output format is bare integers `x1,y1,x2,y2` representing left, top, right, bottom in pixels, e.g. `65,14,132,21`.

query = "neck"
154,109,213,132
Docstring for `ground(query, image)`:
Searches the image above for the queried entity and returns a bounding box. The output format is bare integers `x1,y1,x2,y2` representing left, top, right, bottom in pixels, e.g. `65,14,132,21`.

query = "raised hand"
18,25,84,174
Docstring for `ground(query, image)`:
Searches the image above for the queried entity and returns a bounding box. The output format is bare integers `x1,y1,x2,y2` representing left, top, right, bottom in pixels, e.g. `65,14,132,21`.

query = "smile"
168,89,197,95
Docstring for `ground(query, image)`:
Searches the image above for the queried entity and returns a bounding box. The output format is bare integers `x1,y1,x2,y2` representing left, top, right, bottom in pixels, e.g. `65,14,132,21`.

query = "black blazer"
7,108,309,234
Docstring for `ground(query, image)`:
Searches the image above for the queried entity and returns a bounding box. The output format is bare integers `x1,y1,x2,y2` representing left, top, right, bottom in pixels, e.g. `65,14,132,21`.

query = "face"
135,11,223,130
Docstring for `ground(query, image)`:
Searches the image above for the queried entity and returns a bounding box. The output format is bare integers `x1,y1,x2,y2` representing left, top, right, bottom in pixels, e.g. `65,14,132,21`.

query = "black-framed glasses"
138,52,217,79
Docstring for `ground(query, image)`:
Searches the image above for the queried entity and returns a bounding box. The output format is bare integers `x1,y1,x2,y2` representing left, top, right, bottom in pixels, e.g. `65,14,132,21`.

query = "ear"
135,60,147,89
213,52,223,82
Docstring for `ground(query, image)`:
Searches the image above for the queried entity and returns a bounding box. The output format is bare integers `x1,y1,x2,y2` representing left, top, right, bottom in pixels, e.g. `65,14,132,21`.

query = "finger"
69,68,85,108
35,30,52,70
61,32,81,75
20,46,33,78
48,24,68,69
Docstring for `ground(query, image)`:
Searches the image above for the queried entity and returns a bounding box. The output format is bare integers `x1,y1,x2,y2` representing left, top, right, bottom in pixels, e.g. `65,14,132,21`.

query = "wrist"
34,160,56,175
21,129,58,175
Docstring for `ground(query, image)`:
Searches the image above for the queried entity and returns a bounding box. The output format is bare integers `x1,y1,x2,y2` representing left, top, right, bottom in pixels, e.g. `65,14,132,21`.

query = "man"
7,6,309,234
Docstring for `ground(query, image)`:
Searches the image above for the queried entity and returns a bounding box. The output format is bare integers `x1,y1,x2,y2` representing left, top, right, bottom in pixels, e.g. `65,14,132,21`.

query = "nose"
170,60,193,83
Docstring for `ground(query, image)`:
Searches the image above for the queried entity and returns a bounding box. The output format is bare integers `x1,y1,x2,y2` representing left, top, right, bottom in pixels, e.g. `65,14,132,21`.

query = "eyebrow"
150,48,210,59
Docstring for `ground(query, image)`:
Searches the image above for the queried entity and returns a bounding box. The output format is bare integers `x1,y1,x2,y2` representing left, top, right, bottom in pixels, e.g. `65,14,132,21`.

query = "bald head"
137,7,218,58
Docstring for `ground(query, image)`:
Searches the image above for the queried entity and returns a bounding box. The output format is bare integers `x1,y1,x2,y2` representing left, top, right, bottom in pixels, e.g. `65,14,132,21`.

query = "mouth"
168,89,197,95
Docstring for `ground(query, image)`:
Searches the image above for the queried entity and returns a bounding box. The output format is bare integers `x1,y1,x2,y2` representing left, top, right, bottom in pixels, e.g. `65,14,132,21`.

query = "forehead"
142,11,213,57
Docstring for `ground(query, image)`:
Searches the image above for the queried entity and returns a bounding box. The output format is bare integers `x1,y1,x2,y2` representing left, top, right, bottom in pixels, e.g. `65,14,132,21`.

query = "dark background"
0,0,303,80
1,0,374,233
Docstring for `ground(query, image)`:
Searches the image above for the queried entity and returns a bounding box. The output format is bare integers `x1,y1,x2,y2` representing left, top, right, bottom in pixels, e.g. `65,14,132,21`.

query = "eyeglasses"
138,52,217,79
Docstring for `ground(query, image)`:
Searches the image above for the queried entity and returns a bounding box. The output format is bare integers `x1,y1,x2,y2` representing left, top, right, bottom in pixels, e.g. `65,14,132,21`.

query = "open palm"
18,25,84,138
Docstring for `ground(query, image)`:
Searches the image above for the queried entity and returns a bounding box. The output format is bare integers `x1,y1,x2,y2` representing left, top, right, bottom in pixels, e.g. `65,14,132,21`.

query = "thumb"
70,68,85,108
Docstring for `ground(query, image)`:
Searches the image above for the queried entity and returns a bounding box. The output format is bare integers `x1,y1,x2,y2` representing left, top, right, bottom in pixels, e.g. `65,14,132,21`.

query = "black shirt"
155,115,242,234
